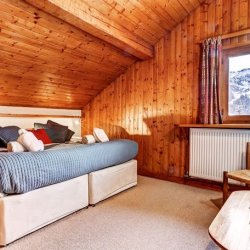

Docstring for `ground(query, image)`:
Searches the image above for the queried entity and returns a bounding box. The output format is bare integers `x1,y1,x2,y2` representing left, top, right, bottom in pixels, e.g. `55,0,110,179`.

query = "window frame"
221,46,250,123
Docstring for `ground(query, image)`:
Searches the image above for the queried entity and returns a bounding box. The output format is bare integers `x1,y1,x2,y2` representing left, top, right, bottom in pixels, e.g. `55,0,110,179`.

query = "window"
221,46,250,123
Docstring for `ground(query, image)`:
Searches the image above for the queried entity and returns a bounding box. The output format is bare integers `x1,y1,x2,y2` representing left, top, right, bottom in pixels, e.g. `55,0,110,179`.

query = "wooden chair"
223,142,250,203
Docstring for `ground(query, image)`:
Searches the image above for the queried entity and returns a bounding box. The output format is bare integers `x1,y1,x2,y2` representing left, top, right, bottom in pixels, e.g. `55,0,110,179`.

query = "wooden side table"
209,191,250,250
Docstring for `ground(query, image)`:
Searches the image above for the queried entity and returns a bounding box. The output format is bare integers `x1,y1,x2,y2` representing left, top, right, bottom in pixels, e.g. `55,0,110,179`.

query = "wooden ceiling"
0,0,204,109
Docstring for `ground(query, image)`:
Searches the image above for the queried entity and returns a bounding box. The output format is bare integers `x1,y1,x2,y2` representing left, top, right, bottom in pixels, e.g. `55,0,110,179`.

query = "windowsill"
178,124,250,129
222,116,250,123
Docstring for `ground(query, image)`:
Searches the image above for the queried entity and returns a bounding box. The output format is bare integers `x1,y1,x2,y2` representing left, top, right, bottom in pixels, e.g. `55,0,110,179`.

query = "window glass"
228,54,250,116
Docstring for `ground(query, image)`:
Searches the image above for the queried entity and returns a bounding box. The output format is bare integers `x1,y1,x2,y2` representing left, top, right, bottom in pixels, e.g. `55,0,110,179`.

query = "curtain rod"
199,28,250,43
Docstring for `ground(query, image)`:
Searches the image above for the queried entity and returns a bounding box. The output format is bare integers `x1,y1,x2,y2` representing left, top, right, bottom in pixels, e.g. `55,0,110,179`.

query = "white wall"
0,106,82,137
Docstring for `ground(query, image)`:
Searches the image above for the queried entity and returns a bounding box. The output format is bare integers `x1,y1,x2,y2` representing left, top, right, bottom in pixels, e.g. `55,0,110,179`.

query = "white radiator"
189,128,250,181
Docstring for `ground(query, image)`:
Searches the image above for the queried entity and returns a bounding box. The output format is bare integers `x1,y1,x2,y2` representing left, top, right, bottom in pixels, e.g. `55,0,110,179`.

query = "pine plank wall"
82,0,250,181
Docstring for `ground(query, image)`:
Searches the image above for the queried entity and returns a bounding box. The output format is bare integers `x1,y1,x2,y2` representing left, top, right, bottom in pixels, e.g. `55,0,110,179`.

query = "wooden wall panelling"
120,74,125,137
207,0,215,37
127,67,133,142
239,0,248,43
135,62,143,173
156,39,165,176
231,0,239,44
174,24,181,177
111,79,116,138
187,14,194,124
185,12,195,176
109,81,115,137
152,43,158,175
192,6,200,123
118,76,123,139
168,30,176,177
82,0,250,179
179,19,188,177
215,0,223,36
222,0,231,46
163,34,171,177
146,59,154,174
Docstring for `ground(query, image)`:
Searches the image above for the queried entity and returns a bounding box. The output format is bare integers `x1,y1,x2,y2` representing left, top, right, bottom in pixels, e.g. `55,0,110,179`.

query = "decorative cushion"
47,120,75,142
0,125,3,146
46,126,68,143
34,123,47,130
65,129,75,142
0,126,20,147
30,129,52,145
93,128,109,142
0,139,5,147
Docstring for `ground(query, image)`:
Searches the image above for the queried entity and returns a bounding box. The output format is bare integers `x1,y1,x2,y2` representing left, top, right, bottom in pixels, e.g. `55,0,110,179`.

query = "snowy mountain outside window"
229,54,250,116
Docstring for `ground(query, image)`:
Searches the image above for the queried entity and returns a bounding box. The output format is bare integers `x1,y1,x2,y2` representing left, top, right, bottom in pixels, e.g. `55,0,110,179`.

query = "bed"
0,139,138,246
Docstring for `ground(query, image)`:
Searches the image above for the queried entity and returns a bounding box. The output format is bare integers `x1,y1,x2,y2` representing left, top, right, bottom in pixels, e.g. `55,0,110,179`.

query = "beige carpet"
4,176,220,250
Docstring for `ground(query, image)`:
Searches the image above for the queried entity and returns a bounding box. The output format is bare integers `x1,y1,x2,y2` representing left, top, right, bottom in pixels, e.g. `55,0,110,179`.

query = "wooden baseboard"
139,170,221,191
139,172,250,192
183,177,222,191
138,171,183,184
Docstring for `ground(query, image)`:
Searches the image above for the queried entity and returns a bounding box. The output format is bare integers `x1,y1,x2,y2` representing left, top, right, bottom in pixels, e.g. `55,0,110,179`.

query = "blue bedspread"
0,139,138,194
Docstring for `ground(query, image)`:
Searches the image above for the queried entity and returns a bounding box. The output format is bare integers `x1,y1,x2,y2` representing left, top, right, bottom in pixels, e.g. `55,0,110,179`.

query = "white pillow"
7,141,27,152
17,129,44,152
82,135,96,144
93,128,109,142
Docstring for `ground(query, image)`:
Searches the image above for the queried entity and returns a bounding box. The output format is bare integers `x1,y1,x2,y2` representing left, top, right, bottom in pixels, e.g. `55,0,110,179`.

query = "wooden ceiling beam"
24,0,154,60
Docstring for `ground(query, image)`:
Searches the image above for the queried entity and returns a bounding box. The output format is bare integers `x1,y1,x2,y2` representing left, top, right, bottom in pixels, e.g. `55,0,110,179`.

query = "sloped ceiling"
0,0,204,109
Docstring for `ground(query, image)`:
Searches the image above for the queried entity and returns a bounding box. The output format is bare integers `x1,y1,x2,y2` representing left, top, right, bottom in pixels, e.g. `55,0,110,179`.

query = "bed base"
89,160,137,205
0,159,137,246
0,175,88,246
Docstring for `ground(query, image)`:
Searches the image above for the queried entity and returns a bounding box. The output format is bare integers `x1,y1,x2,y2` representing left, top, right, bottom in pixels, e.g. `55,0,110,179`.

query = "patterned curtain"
199,37,222,124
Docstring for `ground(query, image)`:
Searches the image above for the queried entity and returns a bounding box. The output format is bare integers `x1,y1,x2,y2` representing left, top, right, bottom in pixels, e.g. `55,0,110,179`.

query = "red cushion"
30,129,52,145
